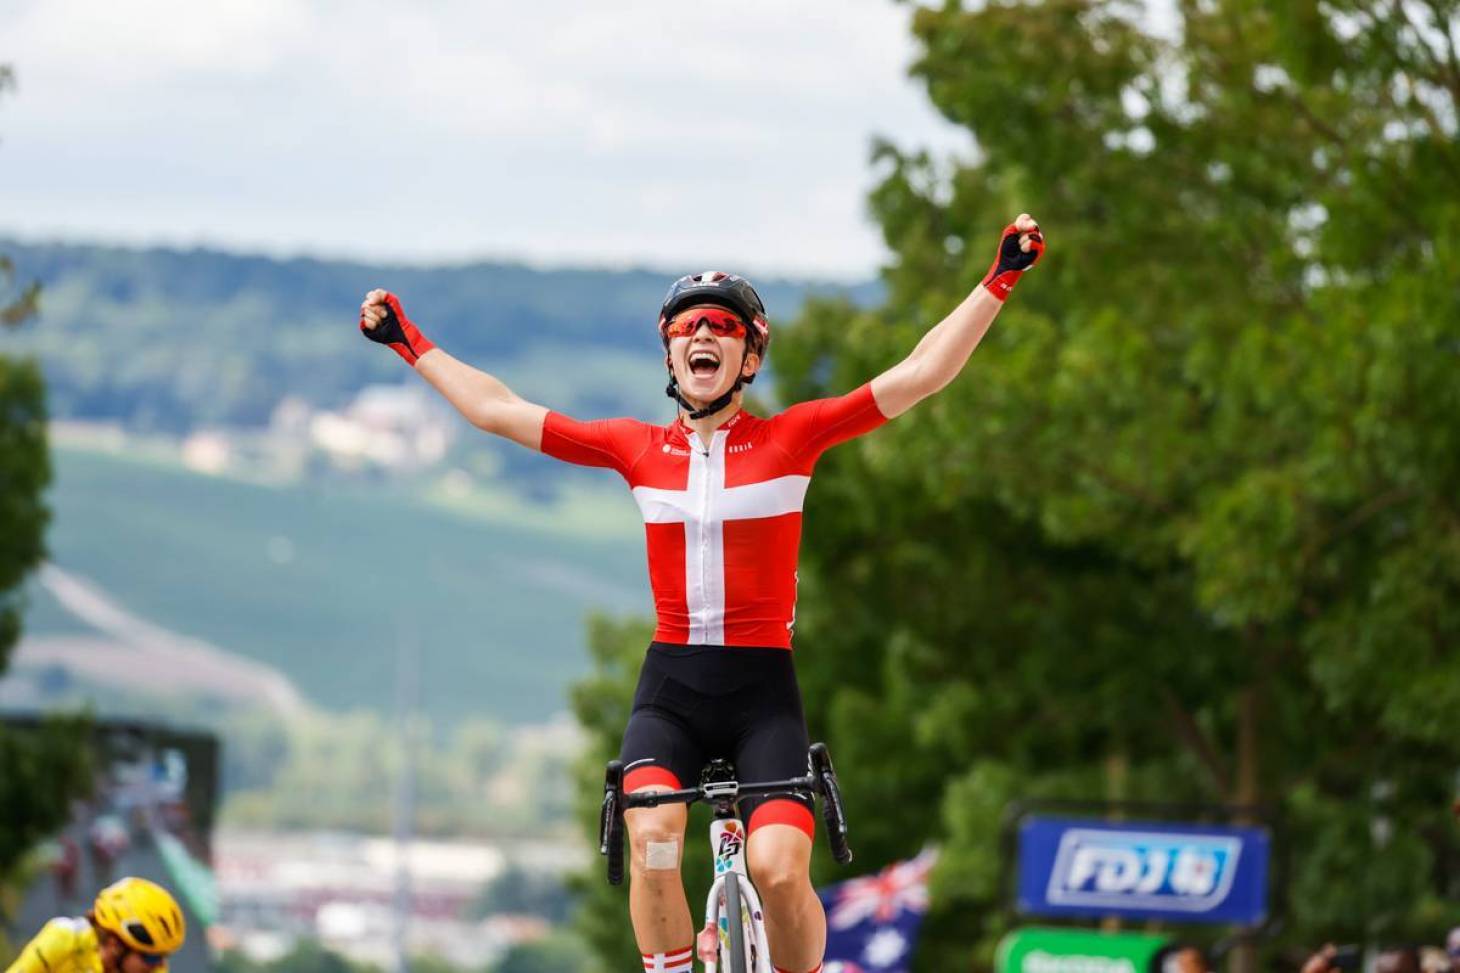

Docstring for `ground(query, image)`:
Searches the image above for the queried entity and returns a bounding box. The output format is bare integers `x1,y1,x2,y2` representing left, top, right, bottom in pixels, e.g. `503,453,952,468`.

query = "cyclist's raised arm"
359,290,547,450
869,214,1044,419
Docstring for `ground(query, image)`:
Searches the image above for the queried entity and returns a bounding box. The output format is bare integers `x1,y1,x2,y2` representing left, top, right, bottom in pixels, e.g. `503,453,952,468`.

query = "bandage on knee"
644,839,680,870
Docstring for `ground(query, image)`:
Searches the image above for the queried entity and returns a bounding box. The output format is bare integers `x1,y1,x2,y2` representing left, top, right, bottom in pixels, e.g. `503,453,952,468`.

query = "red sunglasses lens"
666,309,745,338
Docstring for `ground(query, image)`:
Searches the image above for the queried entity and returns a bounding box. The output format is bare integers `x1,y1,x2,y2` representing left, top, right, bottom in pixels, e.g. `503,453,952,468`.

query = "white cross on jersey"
537,382,888,648
630,427,810,644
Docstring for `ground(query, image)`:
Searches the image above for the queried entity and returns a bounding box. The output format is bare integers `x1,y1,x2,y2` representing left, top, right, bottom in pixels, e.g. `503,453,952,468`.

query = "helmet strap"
666,373,744,421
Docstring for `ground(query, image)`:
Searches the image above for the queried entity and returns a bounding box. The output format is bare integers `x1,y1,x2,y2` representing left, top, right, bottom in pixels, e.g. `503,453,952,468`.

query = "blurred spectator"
1419,947,1452,973
1376,947,1422,973
51,835,81,903
1308,940,1430,970
87,815,131,885
1302,945,1339,973
1150,944,1212,973
1302,945,1361,973
1302,943,1452,973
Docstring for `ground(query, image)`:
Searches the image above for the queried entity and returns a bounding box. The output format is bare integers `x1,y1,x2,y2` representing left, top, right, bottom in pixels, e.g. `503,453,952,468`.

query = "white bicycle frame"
602,747,851,973
702,817,773,973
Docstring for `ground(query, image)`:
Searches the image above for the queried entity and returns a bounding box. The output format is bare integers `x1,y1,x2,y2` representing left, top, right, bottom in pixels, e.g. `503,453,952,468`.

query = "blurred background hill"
0,240,878,438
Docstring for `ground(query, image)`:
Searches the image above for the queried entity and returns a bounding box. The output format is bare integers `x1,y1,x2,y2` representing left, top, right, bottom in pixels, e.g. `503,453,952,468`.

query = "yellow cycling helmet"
93,877,186,956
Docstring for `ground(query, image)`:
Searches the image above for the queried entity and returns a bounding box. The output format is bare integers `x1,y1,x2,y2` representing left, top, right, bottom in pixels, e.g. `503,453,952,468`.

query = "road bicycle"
600,743,853,973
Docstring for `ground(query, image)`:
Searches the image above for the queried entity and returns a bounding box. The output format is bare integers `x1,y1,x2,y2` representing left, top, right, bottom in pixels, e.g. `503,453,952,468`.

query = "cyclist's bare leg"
747,824,825,973
626,796,694,954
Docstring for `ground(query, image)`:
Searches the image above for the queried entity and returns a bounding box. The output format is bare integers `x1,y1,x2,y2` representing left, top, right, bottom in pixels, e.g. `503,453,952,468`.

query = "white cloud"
0,0,972,278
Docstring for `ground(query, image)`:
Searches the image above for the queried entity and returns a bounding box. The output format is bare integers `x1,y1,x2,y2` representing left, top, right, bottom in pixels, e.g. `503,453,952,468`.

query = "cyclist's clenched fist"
980,213,1045,302
359,289,436,366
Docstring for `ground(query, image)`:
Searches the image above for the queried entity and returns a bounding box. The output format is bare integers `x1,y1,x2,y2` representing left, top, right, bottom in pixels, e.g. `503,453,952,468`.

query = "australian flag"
818,847,939,973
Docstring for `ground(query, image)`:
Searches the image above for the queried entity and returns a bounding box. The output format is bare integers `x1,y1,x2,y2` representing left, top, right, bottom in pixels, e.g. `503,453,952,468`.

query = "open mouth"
688,350,721,378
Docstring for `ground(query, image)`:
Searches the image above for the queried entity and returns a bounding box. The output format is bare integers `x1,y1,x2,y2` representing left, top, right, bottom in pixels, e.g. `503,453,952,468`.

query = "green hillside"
27,446,646,724
0,240,878,436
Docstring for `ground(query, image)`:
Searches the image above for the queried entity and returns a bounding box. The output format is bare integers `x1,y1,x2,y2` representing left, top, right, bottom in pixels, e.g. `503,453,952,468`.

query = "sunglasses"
664,307,747,339
108,930,167,967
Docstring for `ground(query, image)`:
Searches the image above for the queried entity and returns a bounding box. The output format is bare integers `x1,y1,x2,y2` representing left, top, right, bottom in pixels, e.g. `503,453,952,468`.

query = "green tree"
470,865,575,925
492,932,590,973
215,940,382,973
0,65,94,949
0,65,49,691
773,0,1460,966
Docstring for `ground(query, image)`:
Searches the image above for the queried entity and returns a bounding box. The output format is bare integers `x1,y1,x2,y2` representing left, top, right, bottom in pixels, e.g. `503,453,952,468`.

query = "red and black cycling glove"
360,292,436,366
980,217,1045,302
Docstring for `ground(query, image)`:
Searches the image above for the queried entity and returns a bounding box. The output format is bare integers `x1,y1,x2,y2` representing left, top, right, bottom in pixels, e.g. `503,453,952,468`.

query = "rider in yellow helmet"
5,877,186,973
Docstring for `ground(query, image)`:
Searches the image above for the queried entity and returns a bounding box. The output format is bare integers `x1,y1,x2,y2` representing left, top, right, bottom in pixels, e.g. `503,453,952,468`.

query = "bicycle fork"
700,816,773,973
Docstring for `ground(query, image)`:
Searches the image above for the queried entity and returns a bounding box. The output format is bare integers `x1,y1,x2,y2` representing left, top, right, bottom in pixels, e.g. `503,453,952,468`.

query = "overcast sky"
0,0,977,280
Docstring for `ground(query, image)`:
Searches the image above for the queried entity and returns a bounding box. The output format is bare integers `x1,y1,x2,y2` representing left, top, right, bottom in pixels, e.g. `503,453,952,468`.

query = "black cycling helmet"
658,271,770,419
657,271,770,355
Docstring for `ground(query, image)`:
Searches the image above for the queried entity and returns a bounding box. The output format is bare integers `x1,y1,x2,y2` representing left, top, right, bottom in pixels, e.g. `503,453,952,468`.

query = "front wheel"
721,873,749,973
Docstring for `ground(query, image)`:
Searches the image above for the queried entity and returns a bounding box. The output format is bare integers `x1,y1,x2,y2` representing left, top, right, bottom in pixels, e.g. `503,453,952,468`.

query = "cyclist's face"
100,933,166,973
666,307,760,404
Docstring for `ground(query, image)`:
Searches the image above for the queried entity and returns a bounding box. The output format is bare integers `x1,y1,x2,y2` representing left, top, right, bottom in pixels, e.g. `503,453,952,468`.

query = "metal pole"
391,619,418,973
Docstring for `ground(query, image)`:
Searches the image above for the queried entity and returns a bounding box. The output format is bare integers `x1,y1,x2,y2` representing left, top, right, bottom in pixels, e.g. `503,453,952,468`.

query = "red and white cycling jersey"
541,383,887,648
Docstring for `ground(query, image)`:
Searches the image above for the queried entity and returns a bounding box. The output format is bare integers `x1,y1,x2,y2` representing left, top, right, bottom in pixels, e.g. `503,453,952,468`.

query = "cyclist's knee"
748,844,811,900
626,806,687,879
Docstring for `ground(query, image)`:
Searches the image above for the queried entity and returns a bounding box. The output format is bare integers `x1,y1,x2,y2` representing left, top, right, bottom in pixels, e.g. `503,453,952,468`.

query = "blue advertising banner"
1016,816,1270,926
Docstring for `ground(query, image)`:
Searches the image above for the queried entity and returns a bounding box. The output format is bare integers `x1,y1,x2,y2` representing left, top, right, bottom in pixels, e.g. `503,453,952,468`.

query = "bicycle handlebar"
599,743,854,886
620,773,818,810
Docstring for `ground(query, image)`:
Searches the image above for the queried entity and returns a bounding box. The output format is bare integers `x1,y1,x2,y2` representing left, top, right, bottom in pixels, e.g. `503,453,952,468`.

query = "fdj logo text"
1047,830,1241,913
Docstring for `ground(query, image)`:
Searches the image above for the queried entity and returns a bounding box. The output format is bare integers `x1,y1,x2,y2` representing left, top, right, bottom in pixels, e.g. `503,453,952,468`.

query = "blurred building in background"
213,831,551,969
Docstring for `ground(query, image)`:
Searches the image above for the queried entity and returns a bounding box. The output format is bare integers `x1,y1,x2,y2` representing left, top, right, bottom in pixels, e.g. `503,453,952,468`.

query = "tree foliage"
572,1,1458,969
215,940,380,973
0,64,95,926
773,0,1460,963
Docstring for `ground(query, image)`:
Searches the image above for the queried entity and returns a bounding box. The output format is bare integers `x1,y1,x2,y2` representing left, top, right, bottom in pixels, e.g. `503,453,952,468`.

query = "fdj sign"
1016,817,1270,925
1054,831,1238,904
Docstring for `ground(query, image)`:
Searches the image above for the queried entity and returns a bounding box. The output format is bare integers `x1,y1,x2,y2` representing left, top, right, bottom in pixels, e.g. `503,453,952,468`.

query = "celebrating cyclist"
359,214,1044,973
5,877,187,973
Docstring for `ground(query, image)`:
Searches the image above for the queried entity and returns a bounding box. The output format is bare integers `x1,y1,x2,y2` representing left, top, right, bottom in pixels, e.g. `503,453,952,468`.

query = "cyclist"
5,876,187,973
360,214,1044,973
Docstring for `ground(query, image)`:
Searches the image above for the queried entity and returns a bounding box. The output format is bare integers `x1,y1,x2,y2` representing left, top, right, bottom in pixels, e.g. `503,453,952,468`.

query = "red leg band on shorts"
625,765,682,792
774,964,822,973
748,798,815,839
